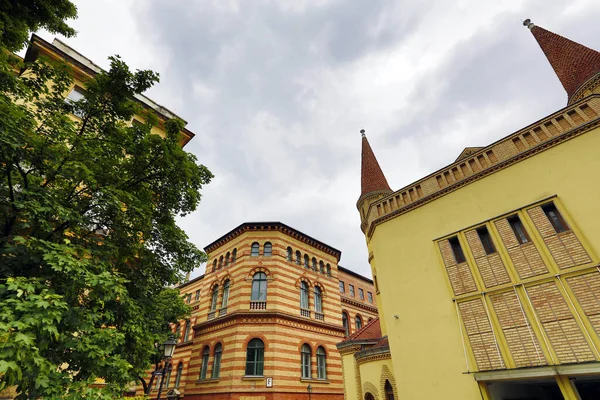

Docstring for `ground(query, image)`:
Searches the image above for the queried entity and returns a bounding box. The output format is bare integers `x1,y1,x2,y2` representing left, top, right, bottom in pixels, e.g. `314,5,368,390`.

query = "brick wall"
464,228,510,288
439,239,477,295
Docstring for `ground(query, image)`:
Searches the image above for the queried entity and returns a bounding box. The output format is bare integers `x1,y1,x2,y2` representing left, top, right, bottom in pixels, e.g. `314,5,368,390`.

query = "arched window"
210,285,219,311
385,380,395,400
312,257,317,270
183,319,191,342
355,314,363,331
199,346,209,380
174,323,180,341
212,259,217,272
326,264,331,276
245,338,264,376
365,394,375,400
251,242,260,256
264,242,272,257
301,344,311,378
222,279,230,309
319,261,324,274
295,251,301,265
300,281,309,310
212,343,222,379
232,248,237,263
317,346,326,379
218,255,223,269
174,362,183,388
155,365,162,389
342,312,349,336
314,286,322,314
304,254,309,269
165,363,172,388
251,272,267,301
225,252,230,266
287,247,293,261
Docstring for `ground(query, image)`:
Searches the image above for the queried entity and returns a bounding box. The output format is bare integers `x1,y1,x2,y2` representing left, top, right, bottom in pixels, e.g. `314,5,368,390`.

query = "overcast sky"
37,0,600,278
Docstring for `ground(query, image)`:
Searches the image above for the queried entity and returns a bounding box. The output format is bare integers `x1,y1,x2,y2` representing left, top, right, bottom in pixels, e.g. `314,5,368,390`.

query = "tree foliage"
0,12,213,398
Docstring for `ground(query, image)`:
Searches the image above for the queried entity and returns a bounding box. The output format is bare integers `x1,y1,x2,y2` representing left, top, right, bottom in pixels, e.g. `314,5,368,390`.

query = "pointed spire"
359,130,392,201
524,18,600,102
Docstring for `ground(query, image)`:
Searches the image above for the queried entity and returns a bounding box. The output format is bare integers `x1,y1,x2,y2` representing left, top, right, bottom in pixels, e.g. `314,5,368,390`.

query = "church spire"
359,129,392,202
524,18,600,103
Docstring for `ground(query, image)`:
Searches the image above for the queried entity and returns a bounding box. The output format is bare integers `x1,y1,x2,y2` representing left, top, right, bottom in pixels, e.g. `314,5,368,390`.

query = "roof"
203,222,342,260
526,19,600,102
337,265,373,284
359,131,392,202
23,34,195,146
455,147,484,162
340,317,382,344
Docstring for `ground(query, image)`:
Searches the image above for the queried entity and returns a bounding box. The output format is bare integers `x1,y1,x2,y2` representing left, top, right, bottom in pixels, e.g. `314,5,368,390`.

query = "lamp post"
156,336,177,400
307,384,312,400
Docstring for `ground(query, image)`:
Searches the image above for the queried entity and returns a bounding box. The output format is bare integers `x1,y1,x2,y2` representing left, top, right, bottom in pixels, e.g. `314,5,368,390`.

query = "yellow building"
351,20,600,399
142,222,378,399
22,34,195,146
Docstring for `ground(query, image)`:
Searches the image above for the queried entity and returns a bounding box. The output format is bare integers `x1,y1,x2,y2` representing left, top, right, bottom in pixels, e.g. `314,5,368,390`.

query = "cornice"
341,297,378,313
192,310,346,336
364,96,600,239
570,71,600,104
356,351,391,366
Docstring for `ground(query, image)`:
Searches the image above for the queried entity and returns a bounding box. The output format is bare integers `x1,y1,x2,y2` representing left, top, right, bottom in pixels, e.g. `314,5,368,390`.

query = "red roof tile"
360,132,392,200
340,317,382,343
527,21,600,101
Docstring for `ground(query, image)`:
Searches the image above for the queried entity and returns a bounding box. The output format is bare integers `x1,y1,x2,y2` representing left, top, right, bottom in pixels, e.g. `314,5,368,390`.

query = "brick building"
145,222,377,399
347,20,600,400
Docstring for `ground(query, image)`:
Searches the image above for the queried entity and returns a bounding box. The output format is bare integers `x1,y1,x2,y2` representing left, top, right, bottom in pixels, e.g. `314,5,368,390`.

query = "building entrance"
572,376,600,399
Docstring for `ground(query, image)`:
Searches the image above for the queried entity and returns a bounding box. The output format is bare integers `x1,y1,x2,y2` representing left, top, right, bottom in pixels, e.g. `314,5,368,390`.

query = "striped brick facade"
143,222,376,399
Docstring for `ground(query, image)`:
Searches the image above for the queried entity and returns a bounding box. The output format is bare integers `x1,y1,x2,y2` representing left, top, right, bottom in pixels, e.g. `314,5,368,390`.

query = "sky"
35,0,600,278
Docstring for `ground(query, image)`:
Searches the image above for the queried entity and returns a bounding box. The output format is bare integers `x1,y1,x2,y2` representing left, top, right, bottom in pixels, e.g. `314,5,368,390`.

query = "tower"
524,18,600,104
356,130,392,233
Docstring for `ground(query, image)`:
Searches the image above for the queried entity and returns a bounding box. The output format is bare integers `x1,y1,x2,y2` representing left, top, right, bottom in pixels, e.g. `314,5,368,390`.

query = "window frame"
342,312,349,336
339,281,345,294
245,338,265,376
210,285,219,312
300,281,309,310
349,284,355,297
314,286,322,313
183,319,191,342
195,289,201,301
174,362,183,388
212,343,222,379
222,279,231,309
359,288,365,300
251,272,268,301
448,236,466,263
507,214,530,244
301,343,312,379
251,242,260,257
355,314,363,331
367,291,373,303
541,202,569,233
264,242,272,257
199,346,210,380
476,226,496,255
316,346,327,380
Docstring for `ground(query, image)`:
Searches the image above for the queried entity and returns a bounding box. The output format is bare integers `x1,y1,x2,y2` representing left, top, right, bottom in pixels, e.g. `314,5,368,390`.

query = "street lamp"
156,336,177,400
307,384,313,400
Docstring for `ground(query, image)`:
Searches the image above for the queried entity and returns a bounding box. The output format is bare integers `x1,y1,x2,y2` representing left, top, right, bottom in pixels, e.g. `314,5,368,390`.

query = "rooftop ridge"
360,96,600,237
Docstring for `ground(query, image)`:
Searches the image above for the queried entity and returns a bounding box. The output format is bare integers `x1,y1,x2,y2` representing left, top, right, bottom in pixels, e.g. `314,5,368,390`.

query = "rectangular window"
65,87,86,117
195,289,201,301
359,288,364,300
508,215,530,244
542,202,569,233
349,284,355,297
367,292,373,303
339,281,345,294
476,226,496,255
449,236,466,263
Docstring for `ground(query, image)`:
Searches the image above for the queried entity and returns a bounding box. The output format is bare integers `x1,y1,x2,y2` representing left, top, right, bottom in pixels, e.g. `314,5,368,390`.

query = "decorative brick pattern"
489,291,546,367
566,271,600,337
465,229,510,288
439,240,477,296
360,135,391,199
526,282,595,363
527,206,591,269
494,218,548,279
530,25,600,101
458,299,504,371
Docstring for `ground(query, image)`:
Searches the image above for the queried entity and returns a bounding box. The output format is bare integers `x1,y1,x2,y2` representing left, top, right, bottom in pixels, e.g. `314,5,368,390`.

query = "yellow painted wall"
341,352,358,400
368,126,600,399
357,358,395,400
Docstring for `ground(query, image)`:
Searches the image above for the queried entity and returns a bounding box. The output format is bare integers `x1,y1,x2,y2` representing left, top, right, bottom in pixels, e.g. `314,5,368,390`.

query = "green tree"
0,30,213,400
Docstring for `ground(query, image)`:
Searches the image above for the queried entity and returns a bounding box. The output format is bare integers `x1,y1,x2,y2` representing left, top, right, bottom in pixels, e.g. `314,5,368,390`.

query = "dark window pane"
449,236,466,263
508,215,530,244
476,226,496,255
542,203,569,233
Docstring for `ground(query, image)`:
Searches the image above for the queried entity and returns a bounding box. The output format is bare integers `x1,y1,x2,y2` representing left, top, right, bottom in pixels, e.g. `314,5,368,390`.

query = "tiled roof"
360,133,392,200
528,22,600,101
340,317,381,343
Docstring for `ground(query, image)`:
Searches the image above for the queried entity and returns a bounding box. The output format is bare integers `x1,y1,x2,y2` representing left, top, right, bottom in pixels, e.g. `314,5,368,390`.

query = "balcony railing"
207,310,216,320
219,307,227,316
315,312,324,321
300,309,310,318
250,301,267,310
